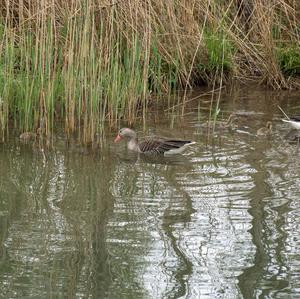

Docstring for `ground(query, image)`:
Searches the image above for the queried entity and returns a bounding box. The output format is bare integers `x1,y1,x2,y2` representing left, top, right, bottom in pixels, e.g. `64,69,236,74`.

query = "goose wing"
138,138,193,154
290,116,300,121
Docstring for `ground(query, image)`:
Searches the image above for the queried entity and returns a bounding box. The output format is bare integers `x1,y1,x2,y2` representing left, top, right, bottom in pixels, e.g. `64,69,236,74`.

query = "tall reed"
0,0,299,142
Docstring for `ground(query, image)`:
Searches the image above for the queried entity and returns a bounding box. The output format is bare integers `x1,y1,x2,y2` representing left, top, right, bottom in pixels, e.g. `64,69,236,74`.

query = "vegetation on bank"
0,0,299,142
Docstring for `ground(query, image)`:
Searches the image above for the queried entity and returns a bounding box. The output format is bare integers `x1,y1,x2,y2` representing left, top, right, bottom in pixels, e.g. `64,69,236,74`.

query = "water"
1,86,300,298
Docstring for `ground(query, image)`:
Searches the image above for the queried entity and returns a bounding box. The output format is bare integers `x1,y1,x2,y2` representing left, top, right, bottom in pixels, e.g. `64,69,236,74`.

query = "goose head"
114,128,137,142
266,121,272,131
226,114,238,125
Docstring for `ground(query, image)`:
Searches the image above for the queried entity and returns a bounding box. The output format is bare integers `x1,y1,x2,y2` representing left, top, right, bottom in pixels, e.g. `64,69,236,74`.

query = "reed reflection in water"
1,87,300,298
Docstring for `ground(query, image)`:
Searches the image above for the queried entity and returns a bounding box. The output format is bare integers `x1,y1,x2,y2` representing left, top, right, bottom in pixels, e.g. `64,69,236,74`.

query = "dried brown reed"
0,0,299,142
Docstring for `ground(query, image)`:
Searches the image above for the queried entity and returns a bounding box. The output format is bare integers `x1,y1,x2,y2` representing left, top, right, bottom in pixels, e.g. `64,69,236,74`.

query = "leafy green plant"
276,46,300,75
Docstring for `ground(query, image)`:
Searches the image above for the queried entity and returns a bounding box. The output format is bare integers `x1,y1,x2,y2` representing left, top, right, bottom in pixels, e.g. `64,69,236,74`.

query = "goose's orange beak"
114,134,122,142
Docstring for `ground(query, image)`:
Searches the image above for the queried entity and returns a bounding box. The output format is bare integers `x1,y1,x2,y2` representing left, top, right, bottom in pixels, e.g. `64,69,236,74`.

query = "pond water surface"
1,86,300,298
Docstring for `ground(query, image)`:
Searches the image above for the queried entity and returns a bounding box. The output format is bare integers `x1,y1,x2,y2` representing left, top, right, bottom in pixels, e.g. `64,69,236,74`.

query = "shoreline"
0,1,299,141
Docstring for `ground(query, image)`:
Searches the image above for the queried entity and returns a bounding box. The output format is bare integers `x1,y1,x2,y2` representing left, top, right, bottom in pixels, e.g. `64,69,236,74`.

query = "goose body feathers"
114,128,195,155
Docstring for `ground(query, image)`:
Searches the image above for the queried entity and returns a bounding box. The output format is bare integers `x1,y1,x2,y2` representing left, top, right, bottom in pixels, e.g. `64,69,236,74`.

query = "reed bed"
0,0,299,142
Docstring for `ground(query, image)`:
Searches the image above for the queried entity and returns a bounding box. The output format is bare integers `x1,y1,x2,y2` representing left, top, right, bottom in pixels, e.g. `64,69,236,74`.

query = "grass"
276,46,300,76
0,0,299,142
197,30,234,82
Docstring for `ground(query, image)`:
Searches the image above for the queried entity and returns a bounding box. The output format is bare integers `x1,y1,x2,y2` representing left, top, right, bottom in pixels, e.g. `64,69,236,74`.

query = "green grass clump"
276,46,300,76
200,31,234,74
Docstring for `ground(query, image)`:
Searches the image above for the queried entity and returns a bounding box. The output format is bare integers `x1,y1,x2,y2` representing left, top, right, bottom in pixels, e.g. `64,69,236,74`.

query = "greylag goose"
257,121,272,136
19,128,42,141
19,132,36,141
204,113,238,130
219,113,238,128
114,128,195,155
282,116,300,130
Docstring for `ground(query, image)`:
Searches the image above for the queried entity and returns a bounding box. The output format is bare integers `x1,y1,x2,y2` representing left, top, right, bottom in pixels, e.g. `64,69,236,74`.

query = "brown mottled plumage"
114,128,195,155
19,132,36,141
257,121,272,136
204,113,238,130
